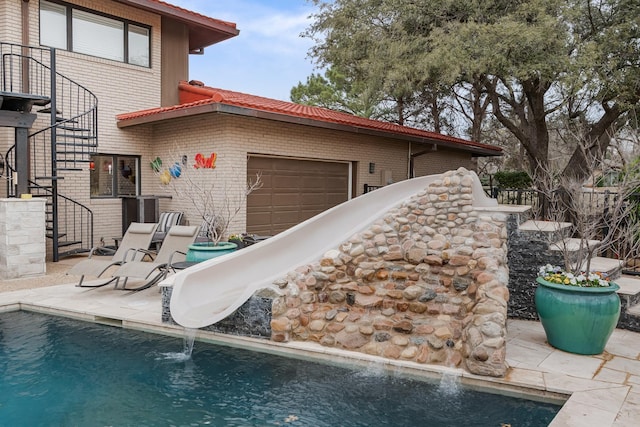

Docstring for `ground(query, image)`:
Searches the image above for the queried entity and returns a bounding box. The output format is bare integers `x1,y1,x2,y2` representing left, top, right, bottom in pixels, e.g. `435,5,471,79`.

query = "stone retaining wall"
161,286,273,337
269,169,510,377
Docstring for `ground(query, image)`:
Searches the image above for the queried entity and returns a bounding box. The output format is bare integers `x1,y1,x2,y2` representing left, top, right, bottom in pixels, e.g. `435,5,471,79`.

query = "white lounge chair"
68,222,158,287
113,225,199,291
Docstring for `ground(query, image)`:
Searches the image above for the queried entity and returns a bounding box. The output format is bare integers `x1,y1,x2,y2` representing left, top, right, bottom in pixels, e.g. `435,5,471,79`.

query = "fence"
488,186,640,275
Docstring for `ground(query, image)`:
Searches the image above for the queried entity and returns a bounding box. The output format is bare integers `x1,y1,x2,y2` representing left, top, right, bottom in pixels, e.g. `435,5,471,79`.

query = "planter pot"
185,241,238,263
228,238,246,250
535,277,620,355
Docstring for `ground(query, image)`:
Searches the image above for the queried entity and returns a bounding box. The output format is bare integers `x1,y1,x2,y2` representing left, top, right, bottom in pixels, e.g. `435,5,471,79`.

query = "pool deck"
0,257,639,426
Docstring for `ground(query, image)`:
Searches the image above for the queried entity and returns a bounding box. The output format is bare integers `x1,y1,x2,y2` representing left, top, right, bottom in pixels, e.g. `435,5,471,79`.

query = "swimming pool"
0,311,561,426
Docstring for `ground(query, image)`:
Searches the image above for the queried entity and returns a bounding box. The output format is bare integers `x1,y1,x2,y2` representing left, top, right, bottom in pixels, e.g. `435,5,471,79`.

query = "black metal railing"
2,42,97,261
489,187,539,206
364,184,384,193
489,186,640,273
1,42,50,97
39,181,94,258
487,187,633,211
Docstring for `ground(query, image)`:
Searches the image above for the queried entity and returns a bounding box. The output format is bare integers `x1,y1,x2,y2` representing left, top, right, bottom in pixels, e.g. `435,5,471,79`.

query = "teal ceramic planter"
185,241,237,263
535,277,620,355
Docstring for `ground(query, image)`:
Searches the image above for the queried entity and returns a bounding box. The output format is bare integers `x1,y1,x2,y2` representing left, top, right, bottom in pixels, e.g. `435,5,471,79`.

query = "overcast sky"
169,0,319,101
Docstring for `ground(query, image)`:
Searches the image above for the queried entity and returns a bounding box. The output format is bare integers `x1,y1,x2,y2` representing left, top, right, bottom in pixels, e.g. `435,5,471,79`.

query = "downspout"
22,0,30,45
21,0,30,92
407,142,412,180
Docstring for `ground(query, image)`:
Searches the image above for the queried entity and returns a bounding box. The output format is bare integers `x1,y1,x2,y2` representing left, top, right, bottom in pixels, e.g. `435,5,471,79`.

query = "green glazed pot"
185,241,237,263
535,277,620,355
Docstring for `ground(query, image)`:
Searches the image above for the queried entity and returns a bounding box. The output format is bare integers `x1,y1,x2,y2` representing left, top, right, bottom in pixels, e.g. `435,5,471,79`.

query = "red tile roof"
117,81,502,155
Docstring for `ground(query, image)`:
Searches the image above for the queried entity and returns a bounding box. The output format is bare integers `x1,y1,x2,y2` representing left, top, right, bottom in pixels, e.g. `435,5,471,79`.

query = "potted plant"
532,156,640,354
535,264,620,355
154,150,262,262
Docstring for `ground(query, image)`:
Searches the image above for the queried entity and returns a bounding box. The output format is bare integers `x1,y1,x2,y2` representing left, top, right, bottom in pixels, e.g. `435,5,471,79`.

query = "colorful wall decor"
194,153,217,169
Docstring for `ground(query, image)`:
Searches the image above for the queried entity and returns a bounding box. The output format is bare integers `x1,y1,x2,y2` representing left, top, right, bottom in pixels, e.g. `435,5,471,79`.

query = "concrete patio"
0,257,639,426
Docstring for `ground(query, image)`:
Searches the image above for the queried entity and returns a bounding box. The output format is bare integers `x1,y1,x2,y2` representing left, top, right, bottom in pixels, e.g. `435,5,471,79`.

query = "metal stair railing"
2,42,97,261
1,42,50,97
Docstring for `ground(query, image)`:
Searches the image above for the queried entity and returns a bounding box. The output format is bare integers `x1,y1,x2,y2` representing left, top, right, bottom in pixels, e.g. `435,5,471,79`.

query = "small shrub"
493,171,532,189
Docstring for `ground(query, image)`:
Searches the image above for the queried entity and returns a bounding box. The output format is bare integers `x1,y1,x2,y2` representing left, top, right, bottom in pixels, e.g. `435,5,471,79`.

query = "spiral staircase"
0,42,97,261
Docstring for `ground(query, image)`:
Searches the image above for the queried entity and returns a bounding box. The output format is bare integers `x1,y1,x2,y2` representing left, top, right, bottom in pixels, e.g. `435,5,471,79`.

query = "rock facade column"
0,198,46,279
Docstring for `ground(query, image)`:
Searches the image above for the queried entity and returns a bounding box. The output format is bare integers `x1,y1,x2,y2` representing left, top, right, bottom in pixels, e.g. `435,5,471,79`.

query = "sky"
169,0,319,101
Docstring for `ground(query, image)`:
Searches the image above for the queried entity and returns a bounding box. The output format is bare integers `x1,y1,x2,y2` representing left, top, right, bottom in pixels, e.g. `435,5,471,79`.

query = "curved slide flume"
167,171,497,329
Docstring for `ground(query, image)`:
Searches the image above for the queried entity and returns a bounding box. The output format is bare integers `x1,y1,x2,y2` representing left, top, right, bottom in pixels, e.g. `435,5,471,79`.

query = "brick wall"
1,1,21,43
142,114,477,235
17,0,163,243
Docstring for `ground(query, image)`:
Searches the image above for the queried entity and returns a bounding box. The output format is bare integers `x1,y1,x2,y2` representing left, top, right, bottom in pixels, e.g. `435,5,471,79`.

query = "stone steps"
518,220,573,242
549,237,602,264
616,275,640,331
518,219,573,233
517,220,621,277
628,304,640,316
616,275,640,308
511,216,640,331
582,256,624,279
549,237,601,253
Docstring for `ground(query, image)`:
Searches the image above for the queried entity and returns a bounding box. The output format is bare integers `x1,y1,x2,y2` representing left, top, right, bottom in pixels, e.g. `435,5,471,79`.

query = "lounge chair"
68,222,158,287
152,211,184,248
112,225,200,291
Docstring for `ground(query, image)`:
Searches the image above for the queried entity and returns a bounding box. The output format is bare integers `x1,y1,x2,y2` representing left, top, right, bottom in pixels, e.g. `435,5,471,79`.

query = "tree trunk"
483,75,554,216
561,103,622,181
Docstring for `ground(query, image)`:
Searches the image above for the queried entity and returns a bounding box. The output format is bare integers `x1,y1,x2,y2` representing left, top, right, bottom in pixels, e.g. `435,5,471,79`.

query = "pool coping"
0,283,637,426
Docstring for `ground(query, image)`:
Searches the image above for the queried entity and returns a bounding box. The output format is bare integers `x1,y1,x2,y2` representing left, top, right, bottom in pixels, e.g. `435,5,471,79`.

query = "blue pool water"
0,311,561,426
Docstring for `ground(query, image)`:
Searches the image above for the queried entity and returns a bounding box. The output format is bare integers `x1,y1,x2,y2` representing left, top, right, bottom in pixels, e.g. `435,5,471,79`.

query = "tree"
290,66,385,118
305,0,461,131
306,0,640,192
534,152,640,277
427,0,640,183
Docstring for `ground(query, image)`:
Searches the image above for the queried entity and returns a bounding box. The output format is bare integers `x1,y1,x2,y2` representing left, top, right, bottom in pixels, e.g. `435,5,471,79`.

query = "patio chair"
152,211,184,248
68,222,159,287
112,225,200,291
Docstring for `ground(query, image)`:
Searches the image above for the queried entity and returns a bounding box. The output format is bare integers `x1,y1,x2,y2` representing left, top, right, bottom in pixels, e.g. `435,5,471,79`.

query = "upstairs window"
39,0,150,67
40,1,67,49
128,25,150,67
72,9,124,62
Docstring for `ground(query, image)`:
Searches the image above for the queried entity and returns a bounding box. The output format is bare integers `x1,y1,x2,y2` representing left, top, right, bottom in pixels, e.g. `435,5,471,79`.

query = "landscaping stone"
269,169,509,377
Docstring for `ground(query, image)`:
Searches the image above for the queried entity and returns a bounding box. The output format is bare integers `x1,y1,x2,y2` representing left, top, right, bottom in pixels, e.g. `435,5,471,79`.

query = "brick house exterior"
1,0,501,258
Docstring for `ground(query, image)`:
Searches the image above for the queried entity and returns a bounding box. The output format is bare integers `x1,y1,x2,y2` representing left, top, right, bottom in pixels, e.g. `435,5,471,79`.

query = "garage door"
247,156,350,235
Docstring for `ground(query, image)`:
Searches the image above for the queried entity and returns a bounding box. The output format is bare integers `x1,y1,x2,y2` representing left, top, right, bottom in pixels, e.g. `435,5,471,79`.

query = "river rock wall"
269,168,510,377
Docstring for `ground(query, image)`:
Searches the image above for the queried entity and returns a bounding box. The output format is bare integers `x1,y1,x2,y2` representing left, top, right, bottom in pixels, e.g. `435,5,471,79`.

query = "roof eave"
236,107,502,156
117,104,502,157
115,0,239,50
187,28,237,52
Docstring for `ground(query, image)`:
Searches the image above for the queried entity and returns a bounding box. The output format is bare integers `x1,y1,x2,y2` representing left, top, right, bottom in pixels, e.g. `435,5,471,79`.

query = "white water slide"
168,172,497,329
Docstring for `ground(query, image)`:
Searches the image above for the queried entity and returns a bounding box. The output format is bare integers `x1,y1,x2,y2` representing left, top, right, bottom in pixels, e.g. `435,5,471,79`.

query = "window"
39,0,150,67
128,25,150,67
40,1,67,49
90,154,139,198
72,9,124,62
